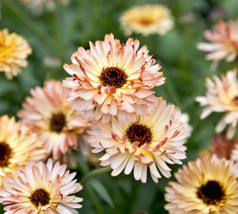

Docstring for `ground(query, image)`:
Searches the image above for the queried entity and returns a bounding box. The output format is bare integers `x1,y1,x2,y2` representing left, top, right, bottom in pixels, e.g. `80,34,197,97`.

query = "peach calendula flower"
63,33,165,123
165,155,238,214
0,115,46,187
21,0,69,16
0,159,83,213
18,80,91,161
120,4,174,37
88,98,188,183
0,29,32,79
196,69,238,140
198,20,238,69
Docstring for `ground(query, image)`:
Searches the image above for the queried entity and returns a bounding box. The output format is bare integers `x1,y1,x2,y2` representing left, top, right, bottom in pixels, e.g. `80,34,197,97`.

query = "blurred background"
0,0,237,213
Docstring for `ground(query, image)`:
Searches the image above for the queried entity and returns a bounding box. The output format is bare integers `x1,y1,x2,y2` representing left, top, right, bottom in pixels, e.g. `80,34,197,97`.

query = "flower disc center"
30,188,50,207
126,123,152,147
0,142,12,167
232,96,238,105
99,67,127,88
197,180,225,205
50,113,66,133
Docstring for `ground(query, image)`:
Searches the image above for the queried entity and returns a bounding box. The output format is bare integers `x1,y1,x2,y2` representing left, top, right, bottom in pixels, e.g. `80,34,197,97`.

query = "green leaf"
88,178,114,208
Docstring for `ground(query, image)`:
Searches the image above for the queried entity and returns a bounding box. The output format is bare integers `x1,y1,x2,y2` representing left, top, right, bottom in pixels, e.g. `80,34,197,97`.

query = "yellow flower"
88,98,188,183
0,159,83,213
0,29,32,79
63,33,165,123
0,115,46,187
196,69,238,139
165,155,238,214
18,80,91,161
120,4,174,36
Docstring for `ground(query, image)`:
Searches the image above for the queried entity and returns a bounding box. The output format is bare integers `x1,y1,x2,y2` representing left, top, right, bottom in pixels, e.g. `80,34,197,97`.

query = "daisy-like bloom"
18,80,91,161
165,155,238,214
0,159,83,213
21,0,69,16
0,29,32,79
198,20,238,69
88,98,188,183
0,115,46,187
63,33,165,123
120,4,174,37
196,69,238,140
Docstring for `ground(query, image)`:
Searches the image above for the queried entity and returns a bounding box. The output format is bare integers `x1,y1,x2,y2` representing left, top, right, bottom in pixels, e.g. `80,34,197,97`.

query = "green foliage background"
1,0,238,213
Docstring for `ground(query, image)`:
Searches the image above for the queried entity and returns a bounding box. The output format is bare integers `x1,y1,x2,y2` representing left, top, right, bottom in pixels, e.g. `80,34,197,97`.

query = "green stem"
3,0,54,47
81,166,111,183
85,184,104,214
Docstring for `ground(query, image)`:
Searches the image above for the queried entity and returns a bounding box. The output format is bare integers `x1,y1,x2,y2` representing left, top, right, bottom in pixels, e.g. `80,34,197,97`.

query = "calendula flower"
63,33,165,123
120,4,174,37
88,98,188,183
21,0,69,16
0,115,46,187
0,159,83,213
211,133,237,159
198,20,238,69
165,155,238,214
18,80,91,161
0,29,32,79
196,69,238,139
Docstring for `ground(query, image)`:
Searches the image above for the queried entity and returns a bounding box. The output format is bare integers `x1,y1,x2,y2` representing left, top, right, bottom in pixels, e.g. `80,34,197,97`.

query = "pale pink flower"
196,69,238,139
88,98,188,183
0,159,83,213
18,80,91,161
63,33,165,123
198,20,238,68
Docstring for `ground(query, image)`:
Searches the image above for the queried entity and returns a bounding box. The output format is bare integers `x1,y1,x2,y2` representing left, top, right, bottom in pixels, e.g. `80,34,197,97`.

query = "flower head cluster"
63,33,165,123
21,0,70,16
18,80,91,161
196,69,238,139
89,98,188,183
0,159,83,213
198,20,238,68
0,29,32,79
0,115,46,187
120,4,174,37
165,155,238,214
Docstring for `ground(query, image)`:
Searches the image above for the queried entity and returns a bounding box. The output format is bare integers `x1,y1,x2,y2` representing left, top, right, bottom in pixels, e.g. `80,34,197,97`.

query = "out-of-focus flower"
0,115,46,187
120,4,174,37
196,69,238,139
88,98,188,183
179,112,193,137
18,80,91,161
209,8,227,21
165,155,238,214
198,20,238,69
63,33,165,123
21,0,69,16
0,29,32,79
211,133,237,159
0,159,83,213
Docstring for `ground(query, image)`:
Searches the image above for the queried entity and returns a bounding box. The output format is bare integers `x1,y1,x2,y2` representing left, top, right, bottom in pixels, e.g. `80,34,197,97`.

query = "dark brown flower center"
30,188,50,207
0,142,12,168
138,18,154,26
197,180,225,205
126,123,152,147
232,96,238,105
50,113,66,133
99,67,127,88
